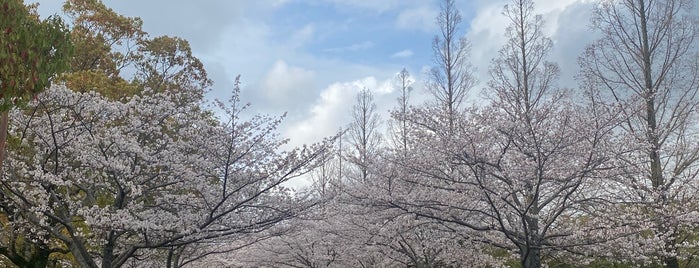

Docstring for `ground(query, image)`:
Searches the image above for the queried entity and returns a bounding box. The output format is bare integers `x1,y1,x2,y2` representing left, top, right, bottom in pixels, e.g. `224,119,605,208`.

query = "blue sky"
33,0,606,187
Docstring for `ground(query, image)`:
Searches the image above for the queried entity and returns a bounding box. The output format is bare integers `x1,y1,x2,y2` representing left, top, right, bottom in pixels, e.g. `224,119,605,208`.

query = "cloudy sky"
33,0,600,187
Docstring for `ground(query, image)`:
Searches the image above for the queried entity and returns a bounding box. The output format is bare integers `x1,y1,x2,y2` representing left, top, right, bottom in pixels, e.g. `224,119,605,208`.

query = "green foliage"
0,0,72,111
63,0,143,75
134,35,212,94
60,0,211,101
60,0,143,100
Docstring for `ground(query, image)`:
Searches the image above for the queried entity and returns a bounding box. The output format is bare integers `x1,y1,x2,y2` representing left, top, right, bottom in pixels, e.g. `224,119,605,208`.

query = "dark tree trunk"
521,218,541,268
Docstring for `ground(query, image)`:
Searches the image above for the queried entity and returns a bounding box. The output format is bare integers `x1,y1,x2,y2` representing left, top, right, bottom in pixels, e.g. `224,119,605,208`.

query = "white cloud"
396,5,439,32
285,77,394,147
548,1,597,88
324,0,402,13
391,49,414,58
272,0,290,7
324,41,375,53
86,1,254,53
280,75,397,191
466,0,596,93
467,3,508,70
260,60,316,114
289,24,315,48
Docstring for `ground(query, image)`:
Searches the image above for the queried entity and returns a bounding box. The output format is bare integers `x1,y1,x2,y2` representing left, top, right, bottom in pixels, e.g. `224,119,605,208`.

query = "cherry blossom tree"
1,76,327,267
462,1,617,266
387,1,617,267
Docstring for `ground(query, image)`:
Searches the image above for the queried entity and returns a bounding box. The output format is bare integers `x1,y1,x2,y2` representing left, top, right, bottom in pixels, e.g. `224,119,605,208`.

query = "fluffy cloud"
391,49,415,58
94,1,254,52
324,41,375,53
260,60,317,116
549,1,598,87
466,0,597,92
289,23,316,48
324,0,402,13
285,76,394,147
396,5,439,32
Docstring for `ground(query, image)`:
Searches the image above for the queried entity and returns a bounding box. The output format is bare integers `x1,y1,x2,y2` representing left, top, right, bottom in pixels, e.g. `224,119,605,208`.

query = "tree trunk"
102,231,117,268
521,248,541,268
521,213,541,268
0,111,9,174
665,256,680,268
69,237,98,268
166,247,181,268
3,245,50,268
26,249,50,268
637,2,680,267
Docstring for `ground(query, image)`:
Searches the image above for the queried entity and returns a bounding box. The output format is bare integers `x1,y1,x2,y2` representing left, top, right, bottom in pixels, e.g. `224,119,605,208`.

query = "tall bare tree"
346,89,382,183
580,0,699,267
427,0,475,131
390,68,414,156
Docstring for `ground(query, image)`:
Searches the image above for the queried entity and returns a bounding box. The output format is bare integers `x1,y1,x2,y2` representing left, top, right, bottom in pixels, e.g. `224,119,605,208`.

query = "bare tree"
580,0,699,267
389,68,414,156
346,89,382,183
427,0,475,131
311,147,338,199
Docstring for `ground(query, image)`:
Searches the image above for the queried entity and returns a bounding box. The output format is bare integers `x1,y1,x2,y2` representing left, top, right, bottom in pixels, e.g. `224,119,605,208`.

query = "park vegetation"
1,0,698,267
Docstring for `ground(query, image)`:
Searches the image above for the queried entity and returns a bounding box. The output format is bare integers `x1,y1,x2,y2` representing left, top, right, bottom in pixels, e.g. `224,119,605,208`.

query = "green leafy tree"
134,35,212,95
0,0,71,183
61,0,142,99
61,0,211,101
